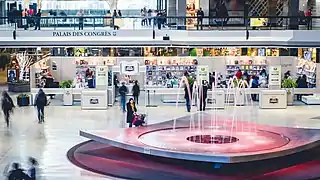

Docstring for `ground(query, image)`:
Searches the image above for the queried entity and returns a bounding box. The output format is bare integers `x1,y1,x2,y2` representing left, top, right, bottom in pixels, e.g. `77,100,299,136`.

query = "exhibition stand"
81,90,108,110
259,90,287,109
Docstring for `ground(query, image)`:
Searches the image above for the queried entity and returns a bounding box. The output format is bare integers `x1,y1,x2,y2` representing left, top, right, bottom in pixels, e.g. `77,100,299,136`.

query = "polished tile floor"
0,104,320,179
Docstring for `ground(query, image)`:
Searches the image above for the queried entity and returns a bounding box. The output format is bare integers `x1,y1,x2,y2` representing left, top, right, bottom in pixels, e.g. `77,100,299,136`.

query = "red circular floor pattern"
67,140,320,180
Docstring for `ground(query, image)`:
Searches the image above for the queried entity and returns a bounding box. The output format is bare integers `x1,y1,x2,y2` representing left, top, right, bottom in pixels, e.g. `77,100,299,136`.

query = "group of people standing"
20,8,42,30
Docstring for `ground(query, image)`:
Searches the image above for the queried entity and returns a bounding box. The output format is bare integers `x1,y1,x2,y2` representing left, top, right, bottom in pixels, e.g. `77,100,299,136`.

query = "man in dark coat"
34,89,47,123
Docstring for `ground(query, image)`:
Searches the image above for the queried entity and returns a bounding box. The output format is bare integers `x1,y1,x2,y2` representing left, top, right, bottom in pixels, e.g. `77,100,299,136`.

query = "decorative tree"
16,51,35,81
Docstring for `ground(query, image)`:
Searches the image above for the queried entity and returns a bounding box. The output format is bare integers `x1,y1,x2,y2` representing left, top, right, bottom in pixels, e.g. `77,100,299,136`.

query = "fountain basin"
80,113,320,163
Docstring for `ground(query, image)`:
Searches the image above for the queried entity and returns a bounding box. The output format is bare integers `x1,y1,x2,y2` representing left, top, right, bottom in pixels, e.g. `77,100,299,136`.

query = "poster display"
96,66,108,87
268,66,281,86
197,65,209,83
120,61,140,75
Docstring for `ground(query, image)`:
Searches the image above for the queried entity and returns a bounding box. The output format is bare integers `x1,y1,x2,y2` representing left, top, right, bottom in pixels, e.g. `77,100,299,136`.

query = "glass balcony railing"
0,16,317,31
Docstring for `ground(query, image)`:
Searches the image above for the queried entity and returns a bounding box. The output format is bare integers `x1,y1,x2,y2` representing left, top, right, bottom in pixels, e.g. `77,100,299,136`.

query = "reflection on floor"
0,105,320,179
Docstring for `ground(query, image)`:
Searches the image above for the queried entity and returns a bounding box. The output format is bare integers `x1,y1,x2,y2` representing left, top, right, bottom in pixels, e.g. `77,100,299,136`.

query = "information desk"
259,90,287,109
81,90,108,110
207,90,225,109
31,88,82,106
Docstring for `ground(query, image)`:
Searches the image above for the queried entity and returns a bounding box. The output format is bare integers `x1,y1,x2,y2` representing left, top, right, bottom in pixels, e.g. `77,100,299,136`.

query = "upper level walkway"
0,16,319,31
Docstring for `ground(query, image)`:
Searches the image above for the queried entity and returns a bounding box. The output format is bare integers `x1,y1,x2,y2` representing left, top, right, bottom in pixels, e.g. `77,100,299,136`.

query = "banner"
96,66,108,86
197,65,209,83
120,61,140,75
268,66,281,86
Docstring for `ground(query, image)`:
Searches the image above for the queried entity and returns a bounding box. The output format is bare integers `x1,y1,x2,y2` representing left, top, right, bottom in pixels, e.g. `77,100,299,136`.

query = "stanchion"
146,90,157,107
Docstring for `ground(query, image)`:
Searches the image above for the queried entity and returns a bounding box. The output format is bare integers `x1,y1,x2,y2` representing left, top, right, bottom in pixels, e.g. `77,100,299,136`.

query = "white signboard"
268,66,281,86
96,66,108,87
197,65,209,83
120,61,140,75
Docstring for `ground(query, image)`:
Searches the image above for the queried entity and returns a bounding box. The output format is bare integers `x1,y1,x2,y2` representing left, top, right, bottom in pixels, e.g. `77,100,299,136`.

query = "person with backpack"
34,89,47,123
1,91,14,127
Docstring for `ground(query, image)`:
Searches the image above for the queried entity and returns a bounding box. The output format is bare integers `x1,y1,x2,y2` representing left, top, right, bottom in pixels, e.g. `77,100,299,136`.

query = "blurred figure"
1,91,14,127
235,69,242,79
119,82,128,112
28,157,38,180
306,8,312,30
132,80,140,105
147,9,152,26
34,9,41,30
34,89,47,123
118,10,122,17
197,7,204,30
7,163,31,180
77,9,84,30
199,80,209,111
251,75,259,101
296,74,308,101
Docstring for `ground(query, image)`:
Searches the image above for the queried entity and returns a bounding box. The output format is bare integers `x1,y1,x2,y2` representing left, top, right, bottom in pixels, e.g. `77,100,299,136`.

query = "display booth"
30,57,113,109
144,57,198,104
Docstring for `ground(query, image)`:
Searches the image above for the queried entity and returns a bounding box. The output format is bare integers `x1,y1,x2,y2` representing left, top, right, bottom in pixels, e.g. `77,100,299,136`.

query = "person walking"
119,82,128,112
28,157,38,180
132,80,140,105
34,9,41,30
296,74,308,101
199,80,209,111
77,9,84,30
197,7,204,30
34,89,47,123
126,98,137,127
184,78,193,112
6,163,31,180
1,91,14,127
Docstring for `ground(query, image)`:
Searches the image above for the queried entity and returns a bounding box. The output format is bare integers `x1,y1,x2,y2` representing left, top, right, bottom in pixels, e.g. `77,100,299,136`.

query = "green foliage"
0,53,11,70
187,77,195,85
59,80,73,88
281,78,297,88
17,93,29,98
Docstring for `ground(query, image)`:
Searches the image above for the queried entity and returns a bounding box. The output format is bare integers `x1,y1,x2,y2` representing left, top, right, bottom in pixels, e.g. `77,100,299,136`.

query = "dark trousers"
128,122,132,127
307,18,312,30
3,110,9,127
34,20,40,30
197,18,203,30
79,22,84,30
133,96,139,105
199,98,206,111
37,105,44,122
120,95,126,111
157,21,162,30
186,98,191,112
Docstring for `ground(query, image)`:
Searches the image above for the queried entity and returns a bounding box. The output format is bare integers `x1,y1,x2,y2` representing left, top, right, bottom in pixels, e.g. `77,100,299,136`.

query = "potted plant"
17,93,30,106
59,80,73,88
281,78,297,105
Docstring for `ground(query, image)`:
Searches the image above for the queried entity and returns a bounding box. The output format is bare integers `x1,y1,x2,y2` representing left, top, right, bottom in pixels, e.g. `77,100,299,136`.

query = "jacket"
126,102,137,123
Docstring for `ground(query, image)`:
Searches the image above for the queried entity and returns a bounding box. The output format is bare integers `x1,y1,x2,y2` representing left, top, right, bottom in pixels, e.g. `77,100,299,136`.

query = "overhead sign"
52,31,117,37
120,61,140,75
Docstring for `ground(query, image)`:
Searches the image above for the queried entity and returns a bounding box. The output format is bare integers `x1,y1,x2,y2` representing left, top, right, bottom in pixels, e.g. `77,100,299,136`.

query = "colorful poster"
268,66,281,86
